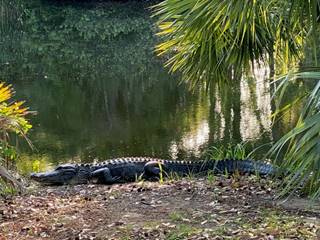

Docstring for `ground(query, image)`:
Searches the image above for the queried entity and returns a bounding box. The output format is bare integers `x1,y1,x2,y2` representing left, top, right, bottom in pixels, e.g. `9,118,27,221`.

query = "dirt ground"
0,176,319,240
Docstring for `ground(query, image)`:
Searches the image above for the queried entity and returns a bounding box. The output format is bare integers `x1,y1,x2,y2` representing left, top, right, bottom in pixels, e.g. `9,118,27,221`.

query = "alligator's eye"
55,165,75,171
55,166,63,171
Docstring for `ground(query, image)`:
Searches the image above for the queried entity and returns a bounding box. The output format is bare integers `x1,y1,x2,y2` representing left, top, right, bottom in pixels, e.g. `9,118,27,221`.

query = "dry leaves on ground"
0,176,319,239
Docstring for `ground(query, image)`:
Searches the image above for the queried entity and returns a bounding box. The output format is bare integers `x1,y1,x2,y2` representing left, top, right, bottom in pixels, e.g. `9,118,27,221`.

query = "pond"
0,0,296,172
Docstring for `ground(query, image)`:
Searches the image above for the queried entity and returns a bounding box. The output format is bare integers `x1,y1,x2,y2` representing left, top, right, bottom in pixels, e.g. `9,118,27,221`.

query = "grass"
0,178,17,196
237,209,317,239
204,142,254,161
167,208,317,239
158,162,164,184
206,170,216,184
169,211,186,222
166,172,182,182
166,224,200,240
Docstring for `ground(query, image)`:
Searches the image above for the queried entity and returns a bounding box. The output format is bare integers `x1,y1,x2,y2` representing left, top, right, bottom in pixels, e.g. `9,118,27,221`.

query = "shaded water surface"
0,0,293,171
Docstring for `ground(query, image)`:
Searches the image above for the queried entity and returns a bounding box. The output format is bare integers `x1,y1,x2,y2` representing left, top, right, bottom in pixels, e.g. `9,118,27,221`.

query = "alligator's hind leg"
144,161,165,180
90,168,120,184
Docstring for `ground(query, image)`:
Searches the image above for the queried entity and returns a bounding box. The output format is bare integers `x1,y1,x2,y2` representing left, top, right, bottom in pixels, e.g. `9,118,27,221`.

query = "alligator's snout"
30,171,59,184
30,172,50,182
30,165,81,185
30,172,41,179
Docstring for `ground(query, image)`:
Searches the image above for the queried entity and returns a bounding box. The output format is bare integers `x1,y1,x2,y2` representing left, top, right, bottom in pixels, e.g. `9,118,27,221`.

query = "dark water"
0,0,294,171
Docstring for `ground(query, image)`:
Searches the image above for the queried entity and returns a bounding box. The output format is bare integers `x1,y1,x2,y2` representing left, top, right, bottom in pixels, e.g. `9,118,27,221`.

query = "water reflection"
0,0,284,171
240,65,272,140
181,120,210,155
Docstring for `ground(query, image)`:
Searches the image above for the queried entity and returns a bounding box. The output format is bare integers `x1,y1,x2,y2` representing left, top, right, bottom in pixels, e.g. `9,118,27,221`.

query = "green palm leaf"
269,72,320,198
154,0,309,86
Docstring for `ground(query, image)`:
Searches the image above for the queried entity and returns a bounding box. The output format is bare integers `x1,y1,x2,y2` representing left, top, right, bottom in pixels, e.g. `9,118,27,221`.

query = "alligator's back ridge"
30,157,276,185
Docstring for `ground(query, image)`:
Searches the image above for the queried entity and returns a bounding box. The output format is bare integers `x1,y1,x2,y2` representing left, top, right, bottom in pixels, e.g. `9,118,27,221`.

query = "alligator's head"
30,164,90,185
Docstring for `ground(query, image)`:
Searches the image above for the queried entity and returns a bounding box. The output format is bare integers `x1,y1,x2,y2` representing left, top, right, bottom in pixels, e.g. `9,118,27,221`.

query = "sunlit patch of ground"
0,176,319,239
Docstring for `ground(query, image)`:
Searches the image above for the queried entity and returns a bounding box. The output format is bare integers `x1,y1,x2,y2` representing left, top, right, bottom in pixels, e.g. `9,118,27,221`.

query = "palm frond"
269,71,320,198
154,0,308,87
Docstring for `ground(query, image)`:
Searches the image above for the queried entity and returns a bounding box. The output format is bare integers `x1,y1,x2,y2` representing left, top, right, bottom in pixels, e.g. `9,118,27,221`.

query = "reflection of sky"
240,65,272,140
169,120,210,158
213,92,225,140
170,65,273,156
181,120,209,151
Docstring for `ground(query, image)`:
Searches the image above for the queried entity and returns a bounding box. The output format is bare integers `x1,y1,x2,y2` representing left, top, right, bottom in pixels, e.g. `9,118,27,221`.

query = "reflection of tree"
231,78,241,141
0,0,292,163
207,78,242,147
0,0,24,68
0,0,205,161
206,75,274,158
271,79,308,143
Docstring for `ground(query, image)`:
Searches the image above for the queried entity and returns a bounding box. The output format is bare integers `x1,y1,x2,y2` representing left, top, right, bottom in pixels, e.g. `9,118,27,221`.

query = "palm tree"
154,0,320,197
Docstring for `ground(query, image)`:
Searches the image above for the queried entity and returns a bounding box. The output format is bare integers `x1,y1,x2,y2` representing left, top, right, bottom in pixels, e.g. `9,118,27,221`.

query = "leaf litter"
0,175,319,239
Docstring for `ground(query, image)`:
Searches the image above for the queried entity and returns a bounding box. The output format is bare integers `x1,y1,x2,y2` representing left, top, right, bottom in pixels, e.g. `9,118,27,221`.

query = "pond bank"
0,176,319,239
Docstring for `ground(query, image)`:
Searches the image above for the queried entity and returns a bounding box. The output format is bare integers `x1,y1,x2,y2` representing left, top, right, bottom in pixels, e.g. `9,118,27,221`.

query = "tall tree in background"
155,0,320,198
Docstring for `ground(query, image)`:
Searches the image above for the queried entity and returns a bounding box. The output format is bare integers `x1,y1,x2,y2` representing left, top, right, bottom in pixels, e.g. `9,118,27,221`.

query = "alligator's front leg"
90,167,121,184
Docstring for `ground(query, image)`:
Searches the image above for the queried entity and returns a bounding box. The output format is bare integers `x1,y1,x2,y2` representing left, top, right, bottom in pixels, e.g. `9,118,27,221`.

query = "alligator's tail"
214,159,275,175
162,159,276,176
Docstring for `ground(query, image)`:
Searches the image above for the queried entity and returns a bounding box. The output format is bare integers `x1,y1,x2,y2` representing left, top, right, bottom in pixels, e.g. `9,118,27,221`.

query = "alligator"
30,157,276,185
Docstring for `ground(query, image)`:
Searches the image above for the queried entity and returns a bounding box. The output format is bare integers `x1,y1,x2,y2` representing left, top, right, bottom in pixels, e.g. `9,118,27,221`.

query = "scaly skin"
30,157,276,185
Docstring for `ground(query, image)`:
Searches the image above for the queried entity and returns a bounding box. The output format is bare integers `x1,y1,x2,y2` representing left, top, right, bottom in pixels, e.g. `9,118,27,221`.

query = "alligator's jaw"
30,170,76,185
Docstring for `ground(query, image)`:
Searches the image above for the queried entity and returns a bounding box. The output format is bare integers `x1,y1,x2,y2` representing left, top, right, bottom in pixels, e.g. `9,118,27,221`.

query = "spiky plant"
270,72,320,198
154,0,311,86
204,143,251,161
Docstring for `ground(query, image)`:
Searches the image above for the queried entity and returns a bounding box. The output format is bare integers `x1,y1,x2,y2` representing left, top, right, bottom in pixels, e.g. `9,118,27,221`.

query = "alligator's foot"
90,168,122,184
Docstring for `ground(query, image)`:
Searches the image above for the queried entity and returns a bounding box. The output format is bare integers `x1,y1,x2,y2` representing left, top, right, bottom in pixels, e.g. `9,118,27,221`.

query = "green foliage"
204,143,251,160
166,224,199,240
158,162,164,184
269,71,320,198
15,154,50,176
0,82,32,166
20,2,150,74
0,143,18,168
169,211,186,222
153,0,317,86
206,170,216,184
0,83,32,135
0,82,32,194
0,178,17,196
